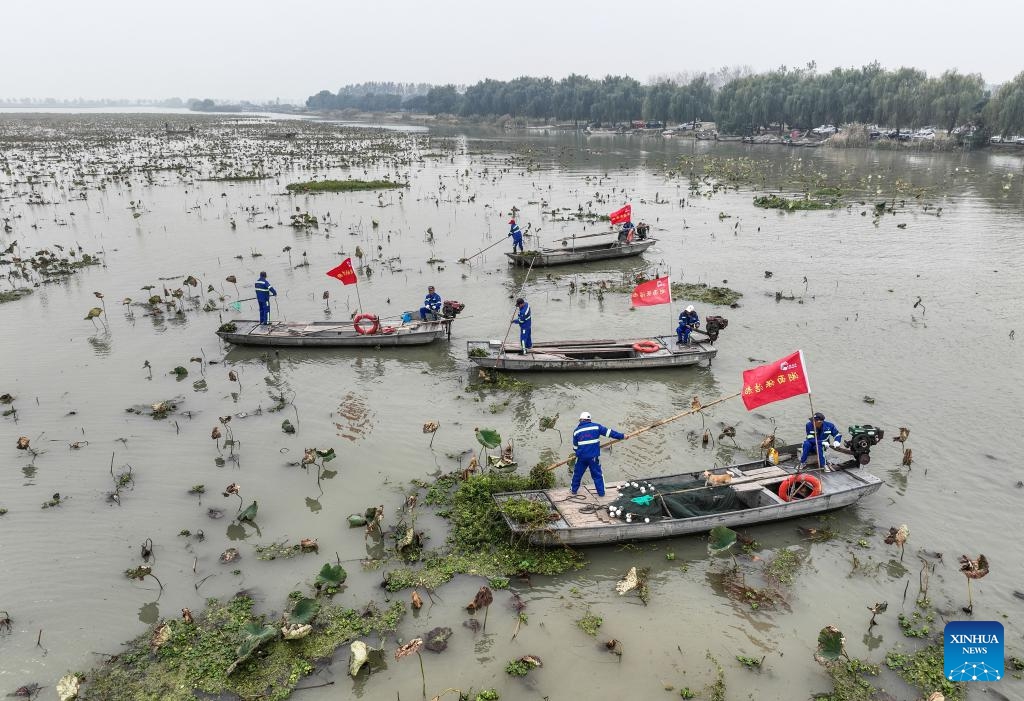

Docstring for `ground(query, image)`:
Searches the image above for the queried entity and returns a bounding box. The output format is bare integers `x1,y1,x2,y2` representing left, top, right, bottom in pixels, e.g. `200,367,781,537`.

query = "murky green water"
1,114,1022,699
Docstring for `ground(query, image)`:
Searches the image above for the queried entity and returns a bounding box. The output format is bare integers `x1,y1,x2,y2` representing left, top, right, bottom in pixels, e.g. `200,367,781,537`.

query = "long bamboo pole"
544,391,741,472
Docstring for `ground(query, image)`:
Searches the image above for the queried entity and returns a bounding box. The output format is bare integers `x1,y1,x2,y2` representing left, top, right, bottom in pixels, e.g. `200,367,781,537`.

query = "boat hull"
505,238,655,267
494,453,882,546
467,336,716,371
216,319,451,347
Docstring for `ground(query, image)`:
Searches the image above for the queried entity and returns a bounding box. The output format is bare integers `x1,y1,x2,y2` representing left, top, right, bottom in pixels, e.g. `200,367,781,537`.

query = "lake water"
0,114,1022,700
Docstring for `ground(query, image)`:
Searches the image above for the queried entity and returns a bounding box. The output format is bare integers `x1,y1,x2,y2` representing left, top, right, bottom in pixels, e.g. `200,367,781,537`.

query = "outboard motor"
442,300,466,319
705,315,728,342
846,425,884,465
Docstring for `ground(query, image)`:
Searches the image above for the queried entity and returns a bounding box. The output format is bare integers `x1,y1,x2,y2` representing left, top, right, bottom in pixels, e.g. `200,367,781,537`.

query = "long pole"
353,279,363,314
544,391,741,472
801,350,820,470
497,246,541,364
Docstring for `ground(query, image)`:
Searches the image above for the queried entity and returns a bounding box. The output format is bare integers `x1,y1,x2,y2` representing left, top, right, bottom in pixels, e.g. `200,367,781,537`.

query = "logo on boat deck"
943,621,1003,682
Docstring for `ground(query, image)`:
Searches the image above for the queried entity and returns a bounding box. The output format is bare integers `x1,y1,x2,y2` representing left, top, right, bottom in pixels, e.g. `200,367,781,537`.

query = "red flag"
630,276,671,307
741,351,811,411
326,258,357,285
609,204,632,225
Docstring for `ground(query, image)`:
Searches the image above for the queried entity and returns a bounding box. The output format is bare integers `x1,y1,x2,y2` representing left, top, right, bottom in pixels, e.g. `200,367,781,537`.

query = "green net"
606,478,745,522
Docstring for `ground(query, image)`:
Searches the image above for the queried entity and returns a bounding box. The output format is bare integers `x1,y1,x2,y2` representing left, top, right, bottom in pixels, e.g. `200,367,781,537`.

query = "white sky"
4,0,1021,101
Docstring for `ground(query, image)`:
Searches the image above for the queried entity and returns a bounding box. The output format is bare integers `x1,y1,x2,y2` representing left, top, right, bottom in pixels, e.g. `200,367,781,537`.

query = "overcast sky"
5,0,1022,101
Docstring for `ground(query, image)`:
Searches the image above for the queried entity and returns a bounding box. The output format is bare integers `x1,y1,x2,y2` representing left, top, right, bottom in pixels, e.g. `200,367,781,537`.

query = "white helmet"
685,305,695,313
579,412,591,421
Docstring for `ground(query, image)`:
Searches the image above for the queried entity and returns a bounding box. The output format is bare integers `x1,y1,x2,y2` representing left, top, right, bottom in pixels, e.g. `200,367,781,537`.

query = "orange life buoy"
778,474,823,501
632,339,660,354
381,325,396,334
353,313,380,335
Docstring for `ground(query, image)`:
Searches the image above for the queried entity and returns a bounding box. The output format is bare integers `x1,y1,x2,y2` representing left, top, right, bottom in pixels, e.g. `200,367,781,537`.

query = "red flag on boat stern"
741,350,811,410
609,204,632,225
326,258,357,285
630,276,671,307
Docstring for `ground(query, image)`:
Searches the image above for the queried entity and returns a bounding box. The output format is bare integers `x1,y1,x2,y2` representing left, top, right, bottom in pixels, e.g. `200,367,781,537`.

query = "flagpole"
667,273,673,341
354,279,363,315
799,349,821,471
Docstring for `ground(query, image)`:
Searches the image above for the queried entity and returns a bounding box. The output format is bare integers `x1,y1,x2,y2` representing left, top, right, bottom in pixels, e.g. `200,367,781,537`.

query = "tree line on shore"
306,65,1024,138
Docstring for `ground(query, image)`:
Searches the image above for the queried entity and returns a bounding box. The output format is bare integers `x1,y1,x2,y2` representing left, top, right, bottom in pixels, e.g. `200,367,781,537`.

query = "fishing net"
606,478,745,523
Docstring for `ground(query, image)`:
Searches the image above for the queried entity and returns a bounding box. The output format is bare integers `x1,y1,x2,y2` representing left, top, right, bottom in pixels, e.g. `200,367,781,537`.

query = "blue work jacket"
514,302,531,325
573,421,625,460
423,291,442,312
254,277,276,301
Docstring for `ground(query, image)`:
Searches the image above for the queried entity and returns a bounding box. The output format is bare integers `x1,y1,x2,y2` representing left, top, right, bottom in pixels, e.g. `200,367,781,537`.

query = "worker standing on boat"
571,412,625,497
254,271,277,326
508,219,525,253
799,412,842,470
676,305,700,345
419,285,442,321
617,220,636,244
512,297,532,353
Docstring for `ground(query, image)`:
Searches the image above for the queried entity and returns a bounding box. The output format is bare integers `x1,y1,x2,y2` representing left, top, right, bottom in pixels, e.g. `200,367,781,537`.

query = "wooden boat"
466,334,715,371
216,318,452,347
505,238,656,267
494,442,884,546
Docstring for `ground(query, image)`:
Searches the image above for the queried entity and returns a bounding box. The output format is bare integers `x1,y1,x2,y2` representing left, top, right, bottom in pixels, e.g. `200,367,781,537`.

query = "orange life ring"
381,325,396,334
353,313,380,335
778,474,823,501
632,339,660,354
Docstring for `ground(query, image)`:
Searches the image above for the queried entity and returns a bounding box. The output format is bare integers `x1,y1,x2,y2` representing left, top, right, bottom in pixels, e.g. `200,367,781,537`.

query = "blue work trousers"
258,298,271,324
519,321,532,350
572,456,605,496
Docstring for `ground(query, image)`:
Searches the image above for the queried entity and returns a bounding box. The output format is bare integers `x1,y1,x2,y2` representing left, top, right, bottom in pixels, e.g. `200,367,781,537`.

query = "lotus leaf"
237,501,258,522
814,625,846,663
227,622,278,675
288,597,320,625
475,427,502,449
315,562,347,589
707,525,738,556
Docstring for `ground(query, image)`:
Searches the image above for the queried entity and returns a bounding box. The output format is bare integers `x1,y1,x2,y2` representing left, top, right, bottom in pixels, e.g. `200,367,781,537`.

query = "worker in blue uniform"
676,305,700,345
512,297,532,353
419,285,442,320
508,219,525,253
254,271,277,325
617,220,636,243
571,412,625,497
799,412,843,469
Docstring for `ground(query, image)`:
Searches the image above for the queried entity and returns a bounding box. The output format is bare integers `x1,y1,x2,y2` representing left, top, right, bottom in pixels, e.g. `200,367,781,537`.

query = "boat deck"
544,464,794,529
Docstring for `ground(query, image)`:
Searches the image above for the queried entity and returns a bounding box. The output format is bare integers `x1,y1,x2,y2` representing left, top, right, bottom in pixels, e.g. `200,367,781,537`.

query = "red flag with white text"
609,204,632,225
326,258,358,285
741,350,811,411
630,276,671,307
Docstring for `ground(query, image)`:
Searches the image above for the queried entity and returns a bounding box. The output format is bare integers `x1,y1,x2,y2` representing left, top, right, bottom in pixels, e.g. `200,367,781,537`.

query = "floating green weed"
285,179,405,193
885,644,964,701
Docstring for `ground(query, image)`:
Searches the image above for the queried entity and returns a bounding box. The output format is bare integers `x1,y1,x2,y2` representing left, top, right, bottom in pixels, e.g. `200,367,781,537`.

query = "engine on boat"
442,300,466,319
846,424,884,465
705,315,728,342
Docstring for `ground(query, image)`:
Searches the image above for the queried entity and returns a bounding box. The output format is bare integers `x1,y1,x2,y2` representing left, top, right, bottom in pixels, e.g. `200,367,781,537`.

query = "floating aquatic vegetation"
285,179,406,193
754,194,836,210
576,609,602,637
505,654,542,676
